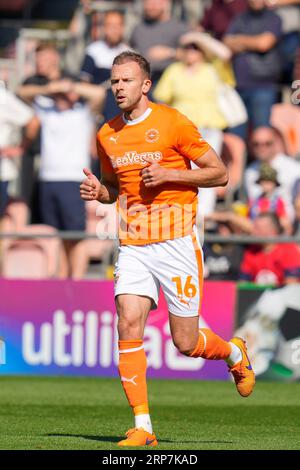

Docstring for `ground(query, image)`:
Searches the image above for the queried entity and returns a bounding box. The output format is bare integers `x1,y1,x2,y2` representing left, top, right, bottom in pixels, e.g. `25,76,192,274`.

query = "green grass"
0,376,300,450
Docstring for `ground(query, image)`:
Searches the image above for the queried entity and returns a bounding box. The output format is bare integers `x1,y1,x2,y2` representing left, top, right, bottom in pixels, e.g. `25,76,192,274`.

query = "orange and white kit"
114,226,204,317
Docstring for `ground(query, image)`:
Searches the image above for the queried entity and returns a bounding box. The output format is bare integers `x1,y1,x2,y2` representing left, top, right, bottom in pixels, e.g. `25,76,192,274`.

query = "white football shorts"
114,227,204,317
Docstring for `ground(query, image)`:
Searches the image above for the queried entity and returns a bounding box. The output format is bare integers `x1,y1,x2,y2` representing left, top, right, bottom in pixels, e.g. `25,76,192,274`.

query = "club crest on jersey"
145,128,159,143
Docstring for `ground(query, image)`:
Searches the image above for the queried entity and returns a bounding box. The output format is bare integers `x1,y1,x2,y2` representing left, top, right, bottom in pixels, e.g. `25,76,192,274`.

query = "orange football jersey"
97,102,210,245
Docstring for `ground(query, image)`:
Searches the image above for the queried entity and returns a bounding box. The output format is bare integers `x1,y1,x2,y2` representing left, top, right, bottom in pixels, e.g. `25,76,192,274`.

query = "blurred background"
0,0,300,382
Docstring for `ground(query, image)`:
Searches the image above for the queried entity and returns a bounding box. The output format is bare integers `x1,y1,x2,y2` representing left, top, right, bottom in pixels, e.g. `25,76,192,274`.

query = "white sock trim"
199,329,207,353
226,342,242,367
135,413,153,434
119,345,144,354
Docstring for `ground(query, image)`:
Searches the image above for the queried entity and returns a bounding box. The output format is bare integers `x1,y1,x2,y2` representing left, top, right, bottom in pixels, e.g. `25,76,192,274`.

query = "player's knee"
173,337,197,356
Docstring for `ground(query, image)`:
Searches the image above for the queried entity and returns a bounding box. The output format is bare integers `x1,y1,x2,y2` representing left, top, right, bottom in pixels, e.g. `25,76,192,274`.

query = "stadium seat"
2,224,60,279
217,133,246,203
271,103,300,157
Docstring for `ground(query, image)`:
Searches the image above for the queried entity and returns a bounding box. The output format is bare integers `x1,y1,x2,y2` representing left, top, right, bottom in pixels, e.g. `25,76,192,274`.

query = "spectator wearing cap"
248,163,291,233
130,0,188,84
240,212,300,285
224,0,282,139
245,127,300,219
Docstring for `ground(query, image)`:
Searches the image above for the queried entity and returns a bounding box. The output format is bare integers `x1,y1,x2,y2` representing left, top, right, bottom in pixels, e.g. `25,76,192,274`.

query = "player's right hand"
80,168,101,201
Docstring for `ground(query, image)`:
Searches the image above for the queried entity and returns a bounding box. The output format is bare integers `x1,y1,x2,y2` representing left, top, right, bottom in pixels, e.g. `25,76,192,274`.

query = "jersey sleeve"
96,134,114,175
175,111,211,162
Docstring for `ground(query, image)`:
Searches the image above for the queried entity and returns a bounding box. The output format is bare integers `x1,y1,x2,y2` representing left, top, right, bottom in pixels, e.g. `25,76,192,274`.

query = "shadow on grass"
47,433,234,445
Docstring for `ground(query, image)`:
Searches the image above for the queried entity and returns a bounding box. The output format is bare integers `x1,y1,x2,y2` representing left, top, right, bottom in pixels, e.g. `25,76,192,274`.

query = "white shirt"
83,40,128,76
245,153,300,217
35,98,93,182
0,90,34,181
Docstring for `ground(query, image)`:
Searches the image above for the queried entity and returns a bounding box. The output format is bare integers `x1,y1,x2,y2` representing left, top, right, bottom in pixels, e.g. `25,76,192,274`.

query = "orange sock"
118,340,149,416
189,328,231,360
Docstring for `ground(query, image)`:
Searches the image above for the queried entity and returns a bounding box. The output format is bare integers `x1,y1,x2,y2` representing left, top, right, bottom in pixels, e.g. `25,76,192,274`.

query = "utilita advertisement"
0,280,236,380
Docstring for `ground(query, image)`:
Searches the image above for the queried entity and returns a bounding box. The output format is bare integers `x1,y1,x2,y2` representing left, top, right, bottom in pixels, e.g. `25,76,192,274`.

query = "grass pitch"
0,376,299,450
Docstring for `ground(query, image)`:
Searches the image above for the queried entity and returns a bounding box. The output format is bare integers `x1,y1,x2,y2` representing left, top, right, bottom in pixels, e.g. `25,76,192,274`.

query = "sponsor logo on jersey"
110,151,163,169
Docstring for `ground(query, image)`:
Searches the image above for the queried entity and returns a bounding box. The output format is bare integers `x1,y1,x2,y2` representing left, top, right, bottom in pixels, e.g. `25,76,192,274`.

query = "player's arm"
80,168,119,204
141,148,228,189
173,147,228,188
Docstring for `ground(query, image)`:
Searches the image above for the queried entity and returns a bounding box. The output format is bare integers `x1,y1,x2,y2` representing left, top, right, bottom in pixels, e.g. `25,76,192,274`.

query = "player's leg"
169,312,255,397
155,229,255,397
114,245,159,446
169,313,235,361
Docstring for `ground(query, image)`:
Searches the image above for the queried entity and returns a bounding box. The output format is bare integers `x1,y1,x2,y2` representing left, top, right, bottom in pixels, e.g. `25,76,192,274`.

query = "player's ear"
142,78,152,94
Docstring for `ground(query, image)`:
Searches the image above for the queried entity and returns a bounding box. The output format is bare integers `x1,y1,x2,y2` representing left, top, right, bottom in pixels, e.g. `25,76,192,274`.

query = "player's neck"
124,98,150,122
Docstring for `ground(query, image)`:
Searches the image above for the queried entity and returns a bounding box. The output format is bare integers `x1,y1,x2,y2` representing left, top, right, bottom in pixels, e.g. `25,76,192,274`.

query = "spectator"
240,212,300,285
17,43,65,104
248,163,291,233
200,0,248,40
0,88,35,217
154,31,234,217
18,44,105,278
130,0,188,84
80,10,129,122
265,0,300,85
245,127,300,218
224,0,282,139
35,79,104,279
153,33,231,154
80,10,128,85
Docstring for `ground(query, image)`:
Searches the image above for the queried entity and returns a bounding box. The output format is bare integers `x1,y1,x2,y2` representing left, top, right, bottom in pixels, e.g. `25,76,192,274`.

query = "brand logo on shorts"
145,128,159,143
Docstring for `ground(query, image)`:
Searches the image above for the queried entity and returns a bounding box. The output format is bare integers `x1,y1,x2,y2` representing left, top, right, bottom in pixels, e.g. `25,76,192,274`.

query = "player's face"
111,61,151,111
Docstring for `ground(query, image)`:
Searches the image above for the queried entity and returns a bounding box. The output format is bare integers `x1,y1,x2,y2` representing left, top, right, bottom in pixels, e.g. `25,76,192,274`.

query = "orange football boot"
229,337,255,397
118,428,158,447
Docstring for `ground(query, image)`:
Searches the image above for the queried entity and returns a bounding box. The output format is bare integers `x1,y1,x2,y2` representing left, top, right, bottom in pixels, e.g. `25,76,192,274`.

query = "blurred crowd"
0,0,300,284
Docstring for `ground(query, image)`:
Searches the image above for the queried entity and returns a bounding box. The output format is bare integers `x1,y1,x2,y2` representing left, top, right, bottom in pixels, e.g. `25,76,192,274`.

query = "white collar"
122,107,152,126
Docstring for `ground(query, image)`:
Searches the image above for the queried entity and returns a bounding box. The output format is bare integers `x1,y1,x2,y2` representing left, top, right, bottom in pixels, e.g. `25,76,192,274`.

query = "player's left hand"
141,156,169,187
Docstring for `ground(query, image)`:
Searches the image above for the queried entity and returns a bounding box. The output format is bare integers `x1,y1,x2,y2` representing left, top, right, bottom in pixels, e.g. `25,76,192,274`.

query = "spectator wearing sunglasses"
245,126,300,219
